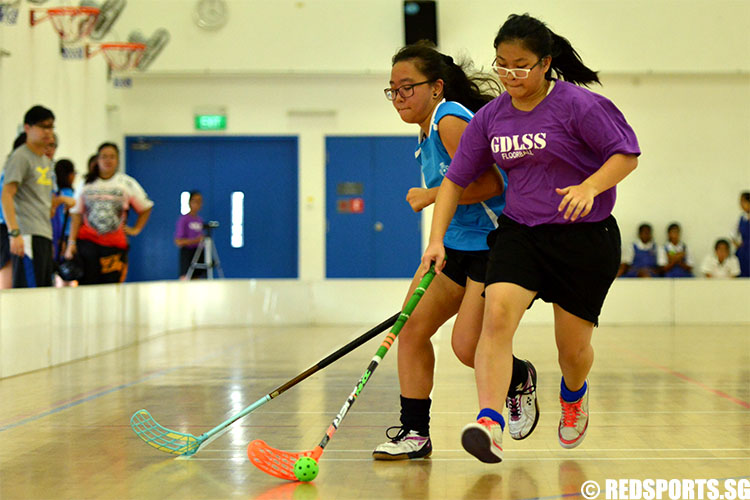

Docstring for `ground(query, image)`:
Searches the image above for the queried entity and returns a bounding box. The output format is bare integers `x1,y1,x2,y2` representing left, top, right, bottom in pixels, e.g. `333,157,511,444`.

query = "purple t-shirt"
175,213,203,248
446,80,641,226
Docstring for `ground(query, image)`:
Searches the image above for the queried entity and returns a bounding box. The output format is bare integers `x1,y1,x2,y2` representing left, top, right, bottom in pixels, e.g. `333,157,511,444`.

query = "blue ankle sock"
560,378,587,402
477,408,505,430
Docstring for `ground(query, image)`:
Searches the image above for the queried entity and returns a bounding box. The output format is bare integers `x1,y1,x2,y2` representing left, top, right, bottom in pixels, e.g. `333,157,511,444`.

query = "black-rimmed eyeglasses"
384,80,434,101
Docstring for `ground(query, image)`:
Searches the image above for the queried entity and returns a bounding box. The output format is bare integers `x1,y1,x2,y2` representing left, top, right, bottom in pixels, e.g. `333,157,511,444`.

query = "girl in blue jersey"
372,42,539,461
733,192,750,277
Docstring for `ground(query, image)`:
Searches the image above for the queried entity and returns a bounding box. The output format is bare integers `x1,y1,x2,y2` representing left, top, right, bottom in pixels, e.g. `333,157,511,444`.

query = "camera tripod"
185,225,224,280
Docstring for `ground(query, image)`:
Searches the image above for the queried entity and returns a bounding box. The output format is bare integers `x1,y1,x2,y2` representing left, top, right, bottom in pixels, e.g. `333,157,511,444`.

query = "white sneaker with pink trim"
461,417,504,463
558,382,589,449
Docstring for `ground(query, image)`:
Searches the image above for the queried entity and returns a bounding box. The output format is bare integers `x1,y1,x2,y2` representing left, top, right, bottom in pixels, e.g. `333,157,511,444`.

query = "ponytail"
547,31,599,86
393,41,500,113
494,14,600,87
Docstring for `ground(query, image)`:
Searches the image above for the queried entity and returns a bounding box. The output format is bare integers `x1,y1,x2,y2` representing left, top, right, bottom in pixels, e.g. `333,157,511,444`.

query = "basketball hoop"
87,42,146,71
86,42,146,88
30,6,100,59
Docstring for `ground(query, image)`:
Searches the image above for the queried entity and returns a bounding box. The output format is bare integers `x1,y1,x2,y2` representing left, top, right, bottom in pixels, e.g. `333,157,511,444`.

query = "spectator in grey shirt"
1,105,58,287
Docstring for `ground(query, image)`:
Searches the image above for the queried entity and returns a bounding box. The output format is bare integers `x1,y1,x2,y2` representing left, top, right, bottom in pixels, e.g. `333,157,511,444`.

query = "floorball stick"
247,266,437,480
130,312,400,456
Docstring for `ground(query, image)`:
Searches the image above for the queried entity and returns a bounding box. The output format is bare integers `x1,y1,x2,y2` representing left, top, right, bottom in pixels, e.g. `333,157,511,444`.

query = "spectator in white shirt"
700,239,740,279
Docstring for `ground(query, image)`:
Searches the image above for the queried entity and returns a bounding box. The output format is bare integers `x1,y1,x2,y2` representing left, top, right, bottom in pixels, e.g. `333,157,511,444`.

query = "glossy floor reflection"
0,323,748,499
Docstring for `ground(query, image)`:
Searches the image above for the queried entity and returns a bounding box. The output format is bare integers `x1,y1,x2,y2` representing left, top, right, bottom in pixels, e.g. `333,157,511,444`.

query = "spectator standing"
52,159,77,286
65,142,153,284
732,191,750,277
174,191,205,279
0,133,29,289
0,106,57,288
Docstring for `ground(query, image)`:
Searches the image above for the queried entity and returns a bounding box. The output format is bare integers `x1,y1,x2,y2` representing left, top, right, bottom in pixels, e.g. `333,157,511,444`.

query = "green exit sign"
195,114,227,130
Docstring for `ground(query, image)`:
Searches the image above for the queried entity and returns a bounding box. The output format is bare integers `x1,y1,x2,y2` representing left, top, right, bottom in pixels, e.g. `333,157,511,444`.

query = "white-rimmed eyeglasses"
491,58,545,79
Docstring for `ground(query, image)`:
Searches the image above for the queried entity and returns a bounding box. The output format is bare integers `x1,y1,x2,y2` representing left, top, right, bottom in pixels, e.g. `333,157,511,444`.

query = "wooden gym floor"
0,322,748,499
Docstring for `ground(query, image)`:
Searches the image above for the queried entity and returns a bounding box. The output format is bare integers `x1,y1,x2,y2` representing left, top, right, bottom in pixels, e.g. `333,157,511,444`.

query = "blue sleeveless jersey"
416,100,506,251
0,172,4,224
737,214,750,277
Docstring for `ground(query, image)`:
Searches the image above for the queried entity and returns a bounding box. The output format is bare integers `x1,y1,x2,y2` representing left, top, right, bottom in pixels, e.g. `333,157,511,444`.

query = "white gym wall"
0,1,748,377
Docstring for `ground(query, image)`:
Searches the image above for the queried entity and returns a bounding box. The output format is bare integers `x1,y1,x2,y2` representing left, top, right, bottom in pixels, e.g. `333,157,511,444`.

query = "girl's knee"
398,320,435,349
482,304,519,338
558,344,593,365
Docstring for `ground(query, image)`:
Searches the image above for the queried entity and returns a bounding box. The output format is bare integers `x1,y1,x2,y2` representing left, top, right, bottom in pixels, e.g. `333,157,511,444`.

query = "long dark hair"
54,159,75,190
85,142,119,184
494,14,600,87
392,41,500,113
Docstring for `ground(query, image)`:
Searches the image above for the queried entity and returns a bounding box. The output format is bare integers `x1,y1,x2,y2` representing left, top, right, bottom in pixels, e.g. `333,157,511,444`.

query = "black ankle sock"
509,356,528,394
399,395,431,436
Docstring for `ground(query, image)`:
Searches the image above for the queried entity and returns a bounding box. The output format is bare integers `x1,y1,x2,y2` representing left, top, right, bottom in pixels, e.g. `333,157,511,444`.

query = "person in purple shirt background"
174,190,205,279
420,13,640,463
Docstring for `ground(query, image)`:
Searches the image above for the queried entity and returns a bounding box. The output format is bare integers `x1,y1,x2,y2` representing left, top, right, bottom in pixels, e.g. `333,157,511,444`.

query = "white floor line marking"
188,456,750,462
219,410,750,414
197,447,750,453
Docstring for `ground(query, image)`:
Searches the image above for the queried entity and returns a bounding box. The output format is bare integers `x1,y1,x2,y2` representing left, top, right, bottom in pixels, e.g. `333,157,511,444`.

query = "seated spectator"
658,222,693,278
618,223,662,278
700,239,740,278
732,191,749,277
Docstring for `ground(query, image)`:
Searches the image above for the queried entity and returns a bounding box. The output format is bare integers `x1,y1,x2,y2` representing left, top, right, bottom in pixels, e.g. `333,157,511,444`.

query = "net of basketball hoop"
0,0,21,25
30,6,100,59
86,42,146,88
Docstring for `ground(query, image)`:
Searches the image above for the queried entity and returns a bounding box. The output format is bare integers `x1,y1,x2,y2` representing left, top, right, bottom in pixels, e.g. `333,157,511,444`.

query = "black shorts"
11,235,55,288
77,239,129,285
0,223,9,268
442,246,489,286
486,214,621,325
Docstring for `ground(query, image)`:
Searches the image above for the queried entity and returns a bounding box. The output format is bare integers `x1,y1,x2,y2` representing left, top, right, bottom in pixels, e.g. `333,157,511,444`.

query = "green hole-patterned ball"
293,456,319,482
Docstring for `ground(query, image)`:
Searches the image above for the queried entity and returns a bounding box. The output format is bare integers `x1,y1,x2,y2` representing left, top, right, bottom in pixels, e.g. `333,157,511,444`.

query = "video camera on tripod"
203,220,219,230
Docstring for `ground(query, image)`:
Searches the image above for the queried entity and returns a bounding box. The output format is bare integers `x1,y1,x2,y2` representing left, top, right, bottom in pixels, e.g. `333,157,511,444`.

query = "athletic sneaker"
461,417,503,463
558,381,590,449
372,426,432,460
506,359,540,440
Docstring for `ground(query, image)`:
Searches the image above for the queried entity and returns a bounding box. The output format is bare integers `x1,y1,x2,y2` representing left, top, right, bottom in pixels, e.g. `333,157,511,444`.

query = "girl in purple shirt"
421,14,640,463
175,191,205,279
372,42,539,462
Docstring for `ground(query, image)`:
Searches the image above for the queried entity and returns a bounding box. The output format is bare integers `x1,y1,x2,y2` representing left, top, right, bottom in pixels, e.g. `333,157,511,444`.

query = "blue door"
326,136,421,278
211,139,298,278
125,136,298,281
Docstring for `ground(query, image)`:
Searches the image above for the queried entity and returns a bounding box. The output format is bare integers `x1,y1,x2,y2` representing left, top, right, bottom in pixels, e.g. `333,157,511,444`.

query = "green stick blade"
130,409,202,455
